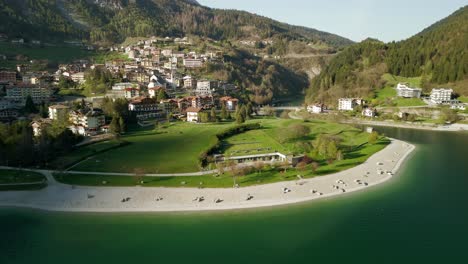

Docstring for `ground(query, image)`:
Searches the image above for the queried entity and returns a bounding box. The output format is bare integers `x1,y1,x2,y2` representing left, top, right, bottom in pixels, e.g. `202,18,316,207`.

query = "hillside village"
307,82,466,122
0,36,246,138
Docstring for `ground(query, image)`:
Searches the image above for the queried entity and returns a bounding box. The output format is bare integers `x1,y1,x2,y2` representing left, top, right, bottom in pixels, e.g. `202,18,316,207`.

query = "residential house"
6,83,54,104
338,98,362,111
0,98,13,110
128,97,164,120
161,49,173,57
307,104,324,114
0,108,19,121
177,98,192,112
190,96,214,110
112,82,135,91
107,83,140,99
196,80,218,96
362,108,376,117
160,99,178,113
125,88,141,99
48,105,70,120
148,82,165,99
71,72,86,84
186,107,203,123
219,96,239,111
183,76,197,89
396,83,422,98
183,58,203,68
31,119,52,137
431,88,453,104
451,104,466,111
0,71,17,83
69,110,105,134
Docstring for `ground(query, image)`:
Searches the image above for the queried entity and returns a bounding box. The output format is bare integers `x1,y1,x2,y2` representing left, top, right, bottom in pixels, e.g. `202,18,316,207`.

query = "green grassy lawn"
458,96,468,103
0,169,46,184
0,42,128,70
54,137,388,188
54,119,390,188
382,73,422,88
49,140,126,169
222,129,288,156
0,42,93,69
374,77,426,107
70,123,230,174
393,97,427,107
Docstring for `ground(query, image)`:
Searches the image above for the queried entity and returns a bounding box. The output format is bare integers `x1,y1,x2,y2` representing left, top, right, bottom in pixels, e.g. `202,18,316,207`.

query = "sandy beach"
0,139,415,213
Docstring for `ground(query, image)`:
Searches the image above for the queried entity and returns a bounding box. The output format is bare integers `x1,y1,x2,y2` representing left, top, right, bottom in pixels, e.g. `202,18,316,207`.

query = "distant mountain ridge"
307,6,468,103
0,0,352,48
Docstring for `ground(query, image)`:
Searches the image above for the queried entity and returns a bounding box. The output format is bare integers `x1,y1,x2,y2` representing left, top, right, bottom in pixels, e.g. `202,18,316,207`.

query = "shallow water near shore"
1,127,467,264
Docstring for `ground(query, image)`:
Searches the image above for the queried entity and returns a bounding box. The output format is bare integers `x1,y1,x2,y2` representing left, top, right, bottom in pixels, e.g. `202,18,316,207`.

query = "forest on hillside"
307,6,468,104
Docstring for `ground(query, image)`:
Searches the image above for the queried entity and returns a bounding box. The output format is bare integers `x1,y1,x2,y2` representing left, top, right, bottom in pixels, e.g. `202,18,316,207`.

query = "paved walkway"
0,165,218,180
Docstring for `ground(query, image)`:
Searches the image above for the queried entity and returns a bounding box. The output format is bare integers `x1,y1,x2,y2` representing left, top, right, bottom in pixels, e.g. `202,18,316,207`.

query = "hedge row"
198,123,261,168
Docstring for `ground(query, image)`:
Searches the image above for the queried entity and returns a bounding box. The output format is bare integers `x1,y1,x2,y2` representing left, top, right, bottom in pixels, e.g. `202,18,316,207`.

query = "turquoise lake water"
1,127,467,264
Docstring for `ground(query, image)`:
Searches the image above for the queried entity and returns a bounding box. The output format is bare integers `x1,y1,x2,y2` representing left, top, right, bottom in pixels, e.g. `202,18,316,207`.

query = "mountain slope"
307,6,468,104
0,0,353,48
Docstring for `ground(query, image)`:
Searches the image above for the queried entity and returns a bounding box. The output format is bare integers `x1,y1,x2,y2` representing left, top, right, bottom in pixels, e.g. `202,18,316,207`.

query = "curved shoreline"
0,139,415,213
343,120,468,132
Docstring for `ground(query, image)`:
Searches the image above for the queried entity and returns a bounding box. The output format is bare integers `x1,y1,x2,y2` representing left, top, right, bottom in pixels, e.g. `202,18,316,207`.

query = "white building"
48,105,70,120
451,104,466,111
71,72,86,84
183,76,197,89
196,80,217,96
396,83,422,98
183,58,203,68
431,88,453,104
186,107,202,123
69,110,105,133
362,108,376,117
161,49,173,57
112,82,135,91
338,98,361,111
307,104,324,114
219,96,239,111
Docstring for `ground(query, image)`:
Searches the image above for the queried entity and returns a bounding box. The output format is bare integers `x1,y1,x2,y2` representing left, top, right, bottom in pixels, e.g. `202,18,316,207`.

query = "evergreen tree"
220,104,229,120
210,108,217,122
24,95,37,114
110,117,121,135
39,102,48,118
236,111,245,124
246,102,254,117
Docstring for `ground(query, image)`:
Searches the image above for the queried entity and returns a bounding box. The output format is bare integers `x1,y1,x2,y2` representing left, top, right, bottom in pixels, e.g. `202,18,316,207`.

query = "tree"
39,102,48,118
235,111,245,124
119,117,126,134
278,123,310,143
157,89,168,102
438,108,459,124
254,161,265,175
199,112,210,123
326,141,338,161
24,95,37,114
220,104,229,120
210,108,217,122
110,117,121,135
246,102,254,117
368,131,379,144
